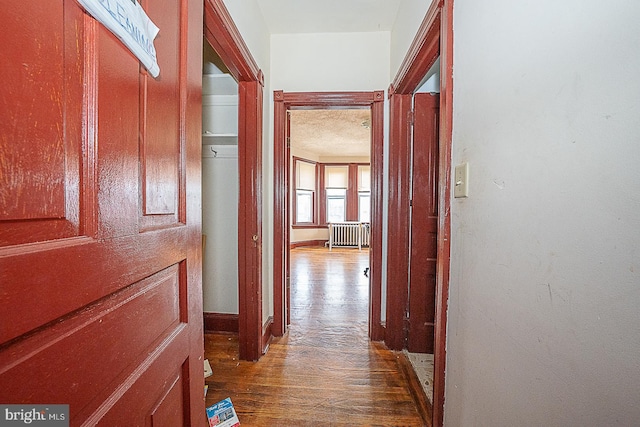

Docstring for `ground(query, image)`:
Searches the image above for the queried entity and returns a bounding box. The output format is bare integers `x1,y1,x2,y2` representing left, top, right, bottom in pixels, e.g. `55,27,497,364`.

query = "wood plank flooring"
205,247,428,426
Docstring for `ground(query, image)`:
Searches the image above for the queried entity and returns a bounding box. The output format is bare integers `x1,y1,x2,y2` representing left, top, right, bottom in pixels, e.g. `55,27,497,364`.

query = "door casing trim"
272,91,385,340
203,0,264,361
387,1,453,425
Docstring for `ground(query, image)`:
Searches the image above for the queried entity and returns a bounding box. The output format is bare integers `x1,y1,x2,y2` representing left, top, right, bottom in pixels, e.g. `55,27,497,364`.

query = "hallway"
205,247,427,425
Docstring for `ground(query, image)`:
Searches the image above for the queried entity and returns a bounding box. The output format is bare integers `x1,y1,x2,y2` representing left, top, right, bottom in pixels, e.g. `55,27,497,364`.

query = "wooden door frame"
273,91,385,340
204,0,264,361
386,0,453,426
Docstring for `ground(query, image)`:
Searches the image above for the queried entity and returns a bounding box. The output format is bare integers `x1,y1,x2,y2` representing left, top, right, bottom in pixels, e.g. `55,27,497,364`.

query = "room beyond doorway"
272,91,385,341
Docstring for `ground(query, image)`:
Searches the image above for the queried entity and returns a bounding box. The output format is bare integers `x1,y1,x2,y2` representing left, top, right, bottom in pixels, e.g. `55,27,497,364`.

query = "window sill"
292,224,327,229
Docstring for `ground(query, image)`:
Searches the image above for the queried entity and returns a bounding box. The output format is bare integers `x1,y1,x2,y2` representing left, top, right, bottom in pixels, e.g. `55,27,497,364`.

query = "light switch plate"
454,162,469,198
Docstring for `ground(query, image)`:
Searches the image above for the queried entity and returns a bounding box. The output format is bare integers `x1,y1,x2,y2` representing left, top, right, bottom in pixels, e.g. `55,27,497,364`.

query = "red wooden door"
407,92,439,353
0,1,205,426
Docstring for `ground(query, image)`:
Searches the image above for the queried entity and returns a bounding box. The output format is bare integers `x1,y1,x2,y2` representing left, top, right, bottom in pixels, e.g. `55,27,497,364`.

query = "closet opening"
201,39,240,335
203,0,264,361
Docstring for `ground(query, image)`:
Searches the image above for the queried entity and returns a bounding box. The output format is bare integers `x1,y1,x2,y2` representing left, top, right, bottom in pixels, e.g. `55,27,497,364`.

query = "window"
292,160,371,226
326,188,346,222
358,165,371,223
294,159,316,224
358,192,370,222
325,166,349,223
296,190,313,223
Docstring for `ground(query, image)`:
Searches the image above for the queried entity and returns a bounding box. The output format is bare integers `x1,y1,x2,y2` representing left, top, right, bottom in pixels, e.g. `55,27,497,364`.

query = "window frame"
292,157,319,228
326,187,347,223
358,190,371,223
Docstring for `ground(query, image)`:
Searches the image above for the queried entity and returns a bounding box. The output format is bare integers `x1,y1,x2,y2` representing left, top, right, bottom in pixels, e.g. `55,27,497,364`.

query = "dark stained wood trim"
433,2,453,426
273,91,287,337
290,240,327,249
385,92,413,351
285,111,292,330
369,91,385,341
237,80,263,361
203,0,264,362
391,0,442,95
291,224,325,230
203,312,239,333
262,316,273,354
347,164,359,221
273,91,385,343
318,164,327,225
407,93,439,354
397,351,433,427
390,1,454,425
283,91,383,107
203,0,260,82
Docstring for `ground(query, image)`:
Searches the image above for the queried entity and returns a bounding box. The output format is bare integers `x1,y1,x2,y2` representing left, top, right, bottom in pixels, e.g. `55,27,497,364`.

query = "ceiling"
255,0,402,34
290,109,371,158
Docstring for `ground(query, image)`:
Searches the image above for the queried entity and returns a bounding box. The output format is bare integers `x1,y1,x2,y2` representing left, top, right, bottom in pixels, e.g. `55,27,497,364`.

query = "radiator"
328,222,370,250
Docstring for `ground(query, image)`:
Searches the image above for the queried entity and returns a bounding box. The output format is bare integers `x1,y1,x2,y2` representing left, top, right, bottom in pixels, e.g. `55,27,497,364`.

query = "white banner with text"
77,0,160,77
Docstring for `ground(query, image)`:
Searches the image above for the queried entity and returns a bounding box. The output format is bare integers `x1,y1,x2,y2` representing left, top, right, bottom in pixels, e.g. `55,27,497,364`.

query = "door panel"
0,0,204,425
0,0,84,246
141,0,182,220
407,92,439,353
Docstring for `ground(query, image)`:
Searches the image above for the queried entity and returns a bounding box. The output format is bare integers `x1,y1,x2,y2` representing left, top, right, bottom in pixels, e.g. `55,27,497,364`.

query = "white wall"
390,0,433,78
270,32,390,91
446,1,640,425
202,146,239,314
221,0,274,323
387,0,435,322
222,0,270,71
270,30,392,318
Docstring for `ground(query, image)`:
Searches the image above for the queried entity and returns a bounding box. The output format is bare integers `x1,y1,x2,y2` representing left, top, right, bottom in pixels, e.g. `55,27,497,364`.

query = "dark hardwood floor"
205,247,428,426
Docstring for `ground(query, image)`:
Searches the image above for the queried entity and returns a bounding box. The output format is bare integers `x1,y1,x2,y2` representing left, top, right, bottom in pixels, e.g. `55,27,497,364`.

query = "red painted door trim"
369,97,385,341
385,91,413,351
203,0,264,361
203,0,261,82
273,91,288,336
237,80,263,361
407,93,440,354
389,1,454,425
273,91,385,340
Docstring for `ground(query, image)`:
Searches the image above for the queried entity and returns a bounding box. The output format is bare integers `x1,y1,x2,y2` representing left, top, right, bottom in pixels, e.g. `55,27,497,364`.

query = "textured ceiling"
290,109,371,158
256,0,402,34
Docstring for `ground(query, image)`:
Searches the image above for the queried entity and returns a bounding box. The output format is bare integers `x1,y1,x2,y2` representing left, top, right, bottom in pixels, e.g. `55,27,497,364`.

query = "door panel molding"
0,0,205,423
0,1,86,247
407,93,440,354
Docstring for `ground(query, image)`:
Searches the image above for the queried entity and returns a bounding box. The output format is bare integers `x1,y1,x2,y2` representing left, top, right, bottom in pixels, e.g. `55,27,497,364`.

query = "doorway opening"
273,91,385,341
288,108,372,337
203,0,264,361
201,39,240,335
386,2,453,426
